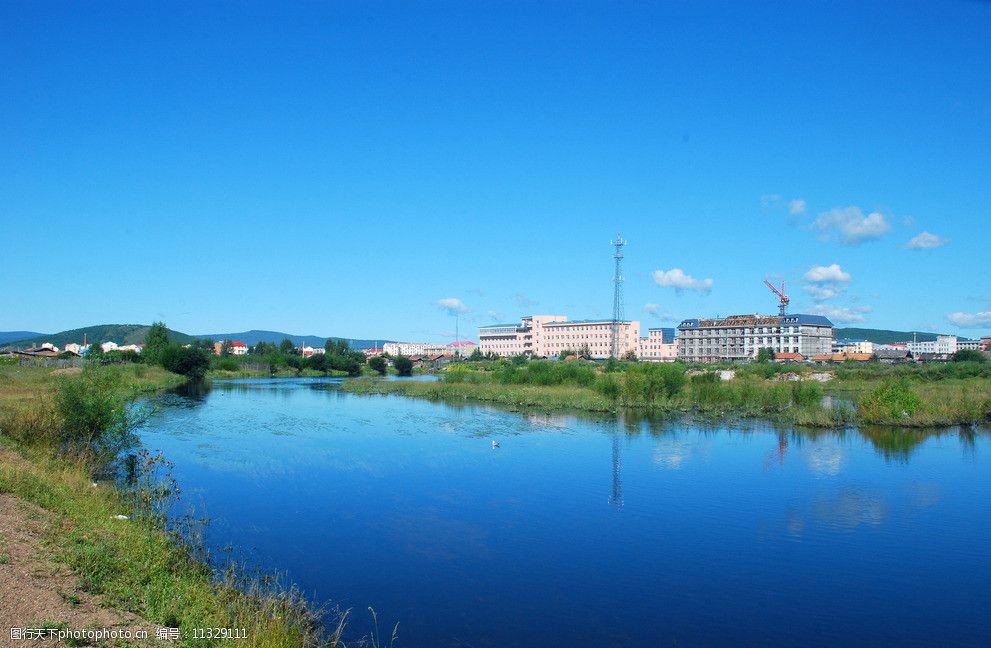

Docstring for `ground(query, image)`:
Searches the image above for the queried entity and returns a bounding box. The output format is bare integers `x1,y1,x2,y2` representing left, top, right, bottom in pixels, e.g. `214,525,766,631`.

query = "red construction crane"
763,279,790,316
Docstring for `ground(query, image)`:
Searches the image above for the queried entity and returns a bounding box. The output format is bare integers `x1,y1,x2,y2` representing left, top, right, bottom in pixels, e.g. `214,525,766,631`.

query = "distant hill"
194,330,392,350
834,327,938,345
1,324,197,349
0,331,47,345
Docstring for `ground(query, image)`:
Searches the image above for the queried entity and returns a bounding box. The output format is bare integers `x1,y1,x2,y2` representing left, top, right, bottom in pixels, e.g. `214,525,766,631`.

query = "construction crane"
763,279,790,316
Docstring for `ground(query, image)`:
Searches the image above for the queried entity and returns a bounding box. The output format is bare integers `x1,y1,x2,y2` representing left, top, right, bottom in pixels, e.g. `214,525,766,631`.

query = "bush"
160,344,210,381
859,378,922,421
394,355,413,377
952,349,988,363
54,369,135,471
368,356,387,376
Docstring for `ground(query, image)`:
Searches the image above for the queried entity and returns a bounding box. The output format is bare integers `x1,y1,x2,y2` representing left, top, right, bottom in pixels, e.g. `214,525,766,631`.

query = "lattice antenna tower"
610,234,627,358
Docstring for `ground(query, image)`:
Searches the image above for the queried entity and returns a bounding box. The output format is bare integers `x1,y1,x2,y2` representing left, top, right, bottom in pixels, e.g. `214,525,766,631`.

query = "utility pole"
610,234,627,358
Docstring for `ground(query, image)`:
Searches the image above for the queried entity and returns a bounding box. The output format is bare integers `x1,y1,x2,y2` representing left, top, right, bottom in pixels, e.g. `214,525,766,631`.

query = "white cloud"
814,207,891,245
804,263,852,283
802,264,851,301
433,297,469,314
651,268,713,293
946,311,991,328
788,199,807,216
643,303,675,320
514,292,539,308
804,285,842,301
812,304,872,324
485,310,501,321
760,194,783,208
906,231,947,250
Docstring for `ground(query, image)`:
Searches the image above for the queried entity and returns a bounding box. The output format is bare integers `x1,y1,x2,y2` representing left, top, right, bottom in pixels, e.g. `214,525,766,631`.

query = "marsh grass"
344,361,989,428
0,364,342,647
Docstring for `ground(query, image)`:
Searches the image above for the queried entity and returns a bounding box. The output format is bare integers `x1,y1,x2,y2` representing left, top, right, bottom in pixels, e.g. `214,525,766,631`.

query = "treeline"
210,336,369,377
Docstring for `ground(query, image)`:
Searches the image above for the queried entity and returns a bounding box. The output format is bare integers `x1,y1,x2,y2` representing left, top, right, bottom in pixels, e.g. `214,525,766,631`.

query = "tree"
143,321,170,365
623,350,639,361
952,349,988,363
394,355,413,377
368,356,387,375
468,348,483,362
577,344,592,360
756,347,776,363
160,344,210,381
280,338,296,355
220,340,232,356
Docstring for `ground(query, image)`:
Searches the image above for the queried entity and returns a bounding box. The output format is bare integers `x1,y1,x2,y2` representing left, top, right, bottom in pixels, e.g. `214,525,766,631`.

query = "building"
63,342,82,354
638,328,678,362
383,341,451,356
543,319,640,359
834,338,874,355
957,338,982,352
447,340,478,357
100,341,119,352
907,335,958,355
677,313,833,363
299,345,324,357
982,337,991,352
478,315,567,357
479,315,640,359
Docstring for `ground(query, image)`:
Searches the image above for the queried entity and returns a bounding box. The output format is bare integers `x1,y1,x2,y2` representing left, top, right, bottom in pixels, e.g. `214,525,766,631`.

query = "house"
100,341,119,352
230,341,248,356
363,348,385,357
774,352,805,363
299,345,323,358
875,348,910,364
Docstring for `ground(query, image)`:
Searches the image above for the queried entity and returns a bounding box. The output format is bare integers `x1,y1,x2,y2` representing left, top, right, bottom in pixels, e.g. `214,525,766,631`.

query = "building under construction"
676,313,834,362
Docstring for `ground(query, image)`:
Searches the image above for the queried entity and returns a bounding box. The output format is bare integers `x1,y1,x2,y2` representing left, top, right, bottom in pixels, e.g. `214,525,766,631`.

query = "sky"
2,1,989,342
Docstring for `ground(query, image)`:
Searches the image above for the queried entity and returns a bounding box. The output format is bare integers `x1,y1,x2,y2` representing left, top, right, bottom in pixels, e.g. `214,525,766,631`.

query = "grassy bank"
341,360,991,428
0,364,327,646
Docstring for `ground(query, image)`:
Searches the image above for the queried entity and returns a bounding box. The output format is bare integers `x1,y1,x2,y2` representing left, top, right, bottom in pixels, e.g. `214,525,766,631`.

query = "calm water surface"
138,378,991,647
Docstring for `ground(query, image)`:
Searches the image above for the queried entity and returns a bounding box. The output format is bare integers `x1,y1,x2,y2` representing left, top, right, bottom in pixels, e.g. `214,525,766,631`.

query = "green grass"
343,361,991,428
0,364,330,647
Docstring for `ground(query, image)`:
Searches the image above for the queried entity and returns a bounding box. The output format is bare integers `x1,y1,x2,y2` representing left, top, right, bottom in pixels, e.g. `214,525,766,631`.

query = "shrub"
160,344,210,381
54,369,135,470
368,356,387,376
859,378,922,421
394,355,413,377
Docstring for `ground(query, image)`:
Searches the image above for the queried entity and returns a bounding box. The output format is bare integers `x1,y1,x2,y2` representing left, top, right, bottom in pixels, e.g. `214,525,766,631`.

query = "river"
137,377,991,647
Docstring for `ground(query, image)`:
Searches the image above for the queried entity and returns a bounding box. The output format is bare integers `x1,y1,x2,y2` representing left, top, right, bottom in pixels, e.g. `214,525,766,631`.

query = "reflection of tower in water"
609,430,623,508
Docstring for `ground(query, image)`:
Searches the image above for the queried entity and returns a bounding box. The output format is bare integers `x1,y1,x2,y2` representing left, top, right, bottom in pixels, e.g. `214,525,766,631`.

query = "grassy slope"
0,365,320,647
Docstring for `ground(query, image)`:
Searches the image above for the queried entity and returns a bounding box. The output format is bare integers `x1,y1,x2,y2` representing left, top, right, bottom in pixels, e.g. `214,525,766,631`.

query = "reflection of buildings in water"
814,487,888,529
524,413,572,429
652,438,693,469
805,437,846,476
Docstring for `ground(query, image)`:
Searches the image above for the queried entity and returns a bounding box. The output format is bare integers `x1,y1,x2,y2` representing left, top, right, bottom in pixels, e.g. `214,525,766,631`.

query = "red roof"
448,341,477,347
231,341,247,347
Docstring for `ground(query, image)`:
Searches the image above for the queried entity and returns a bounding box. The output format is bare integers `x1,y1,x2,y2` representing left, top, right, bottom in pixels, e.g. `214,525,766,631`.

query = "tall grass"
0,365,341,647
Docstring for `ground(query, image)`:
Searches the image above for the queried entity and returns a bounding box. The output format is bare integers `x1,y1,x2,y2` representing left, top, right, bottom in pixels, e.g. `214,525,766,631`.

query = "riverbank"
341,361,991,428
0,364,325,646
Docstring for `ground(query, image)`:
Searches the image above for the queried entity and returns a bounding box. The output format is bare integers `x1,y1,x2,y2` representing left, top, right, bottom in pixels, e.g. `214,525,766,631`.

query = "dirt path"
0,493,162,647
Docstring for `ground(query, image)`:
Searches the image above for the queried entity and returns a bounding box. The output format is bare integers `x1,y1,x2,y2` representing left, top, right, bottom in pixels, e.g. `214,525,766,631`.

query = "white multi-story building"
383,341,450,356
834,338,874,355
677,313,834,362
957,339,982,352
907,335,958,355
479,315,640,359
100,341,119,352
638,328,678,362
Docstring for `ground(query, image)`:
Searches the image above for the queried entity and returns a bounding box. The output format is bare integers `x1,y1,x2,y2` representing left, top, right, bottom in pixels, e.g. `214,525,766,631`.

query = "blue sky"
2,1,989,341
